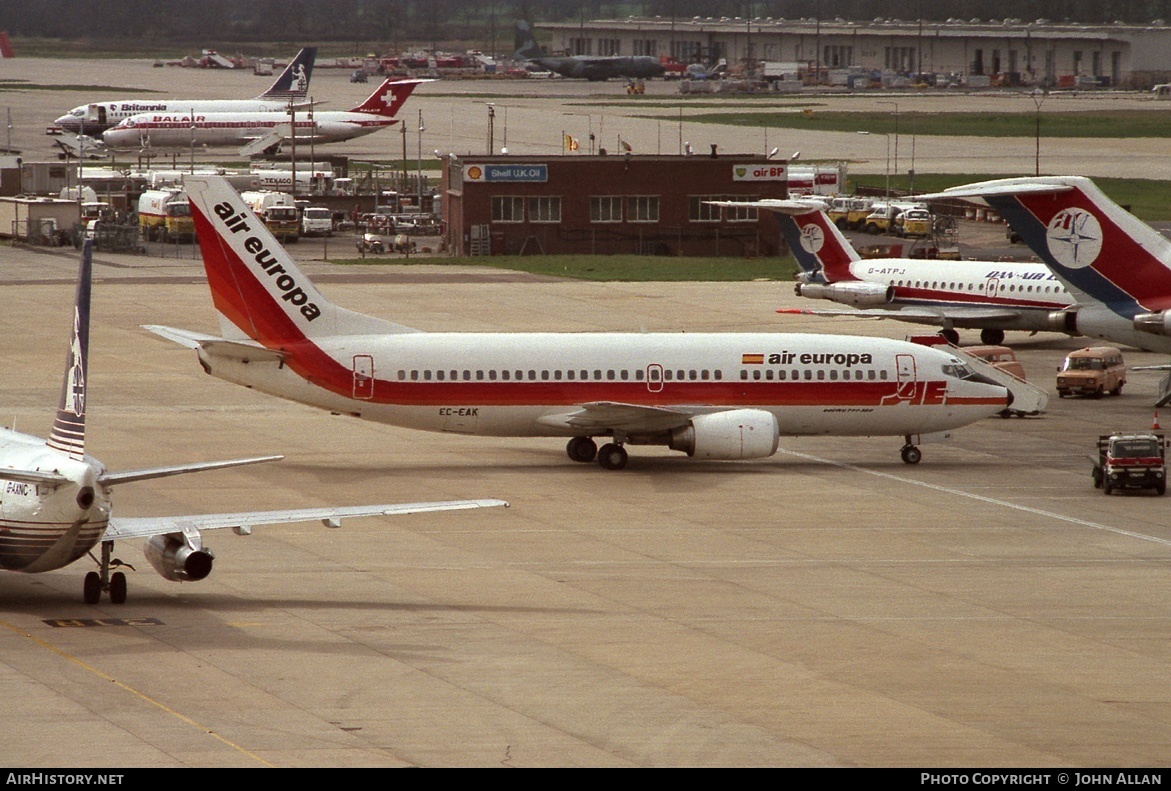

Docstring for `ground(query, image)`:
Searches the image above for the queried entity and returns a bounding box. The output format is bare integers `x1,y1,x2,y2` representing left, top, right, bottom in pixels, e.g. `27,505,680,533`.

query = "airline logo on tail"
48,241,91,460
1046,208,1102,269
353,79,425,117
777,209,860,282
209,199,321,322
261,47,317,98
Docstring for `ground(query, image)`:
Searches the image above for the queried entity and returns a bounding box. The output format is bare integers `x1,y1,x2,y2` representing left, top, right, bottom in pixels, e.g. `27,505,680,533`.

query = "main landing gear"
900,437,922,465
83,541,132,605
566,436,629,470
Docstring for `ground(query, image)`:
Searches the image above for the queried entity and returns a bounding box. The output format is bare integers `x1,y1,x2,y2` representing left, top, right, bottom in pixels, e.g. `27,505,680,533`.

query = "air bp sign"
733,164,787,181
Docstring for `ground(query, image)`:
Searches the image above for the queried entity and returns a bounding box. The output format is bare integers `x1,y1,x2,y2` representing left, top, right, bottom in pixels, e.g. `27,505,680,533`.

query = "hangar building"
441,153,787,257
544,17,1171,88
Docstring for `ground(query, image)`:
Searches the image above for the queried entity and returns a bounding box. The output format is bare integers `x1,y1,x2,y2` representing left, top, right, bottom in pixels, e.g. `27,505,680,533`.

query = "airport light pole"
487,103,495,155
878,100,898,184
417,109,425,210
1030,88,1048,176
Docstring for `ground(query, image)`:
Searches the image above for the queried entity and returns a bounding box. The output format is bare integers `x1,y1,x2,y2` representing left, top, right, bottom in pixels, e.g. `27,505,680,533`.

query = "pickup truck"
1092,432,1167,495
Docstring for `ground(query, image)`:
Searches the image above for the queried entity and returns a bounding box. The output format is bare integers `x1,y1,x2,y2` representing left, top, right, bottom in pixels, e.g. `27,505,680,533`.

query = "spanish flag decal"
741,353,765,365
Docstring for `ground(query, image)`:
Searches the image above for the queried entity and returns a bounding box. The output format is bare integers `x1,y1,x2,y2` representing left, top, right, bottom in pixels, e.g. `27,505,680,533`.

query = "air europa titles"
744,351,874,367
212,201,321,321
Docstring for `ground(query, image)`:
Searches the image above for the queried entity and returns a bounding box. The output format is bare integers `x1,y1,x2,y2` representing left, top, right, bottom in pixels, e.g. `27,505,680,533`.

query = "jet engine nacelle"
668,409,780,460
1134,311,1171,336
144,534,215,582
1047,309,1081,335
795,281,894,307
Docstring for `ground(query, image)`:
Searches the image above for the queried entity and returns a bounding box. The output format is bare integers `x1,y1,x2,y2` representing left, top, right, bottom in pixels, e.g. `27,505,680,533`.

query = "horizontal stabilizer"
104,499,509,541
0,467,70,488
98,455,283,487
917,179,1075,203
142,325,287,363
706,198,829,214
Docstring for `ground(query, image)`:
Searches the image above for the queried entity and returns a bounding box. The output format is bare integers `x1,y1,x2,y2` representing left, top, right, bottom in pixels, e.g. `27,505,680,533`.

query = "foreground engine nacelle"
1047,309,1080,335
795,281,894,307
668,409,780,460
1134,310,1171,336
144,534,215,582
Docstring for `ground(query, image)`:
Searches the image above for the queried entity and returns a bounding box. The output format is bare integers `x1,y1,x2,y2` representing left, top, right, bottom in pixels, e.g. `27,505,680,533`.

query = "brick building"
441,153,788,257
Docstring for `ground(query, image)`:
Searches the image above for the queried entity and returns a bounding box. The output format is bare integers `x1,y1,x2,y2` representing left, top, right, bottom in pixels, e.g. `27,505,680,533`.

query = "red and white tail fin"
349,78,426,117
184,176,415,345
773,203,863,283
926,176,1171,316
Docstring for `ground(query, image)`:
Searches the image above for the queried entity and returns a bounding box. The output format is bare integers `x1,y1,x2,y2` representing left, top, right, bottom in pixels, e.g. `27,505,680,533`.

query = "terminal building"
544,17,1171,88
441,153,787,257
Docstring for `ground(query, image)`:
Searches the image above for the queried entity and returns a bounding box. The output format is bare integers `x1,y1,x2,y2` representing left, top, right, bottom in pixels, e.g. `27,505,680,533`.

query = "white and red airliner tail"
146,177,1010,471
0,240,506,604
921,176,1171,354
351,78,427,117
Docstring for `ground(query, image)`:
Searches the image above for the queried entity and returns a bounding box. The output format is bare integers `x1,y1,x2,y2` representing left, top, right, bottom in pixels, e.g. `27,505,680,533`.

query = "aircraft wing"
537,401,694,433
777,305,1027,322
103,499,509,542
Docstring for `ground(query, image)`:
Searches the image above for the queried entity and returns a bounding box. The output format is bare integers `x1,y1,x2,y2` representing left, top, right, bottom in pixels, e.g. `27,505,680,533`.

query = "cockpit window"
942,360,978,380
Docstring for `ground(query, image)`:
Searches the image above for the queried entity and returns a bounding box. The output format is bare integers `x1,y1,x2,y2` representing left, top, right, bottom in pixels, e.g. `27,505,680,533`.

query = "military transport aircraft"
51,47,317,136
513,21,664,81
0,242,506,604
144,176,1010,471
710,198,1078,346
101,76,424,156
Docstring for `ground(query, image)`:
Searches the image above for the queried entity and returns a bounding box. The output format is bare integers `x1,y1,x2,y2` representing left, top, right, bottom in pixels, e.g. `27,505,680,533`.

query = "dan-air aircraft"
919,176,1171,354
513,20,664,81
51,46,317,136
0,241,506,605
144,176,1010,470
101,76,424,157
710,198,1077,346
920,176,1171,402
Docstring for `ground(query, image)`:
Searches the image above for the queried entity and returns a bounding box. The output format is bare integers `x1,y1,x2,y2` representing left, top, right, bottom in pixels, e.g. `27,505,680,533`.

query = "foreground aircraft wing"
777,305,1027,322
538,401,694,433
103,499,509,542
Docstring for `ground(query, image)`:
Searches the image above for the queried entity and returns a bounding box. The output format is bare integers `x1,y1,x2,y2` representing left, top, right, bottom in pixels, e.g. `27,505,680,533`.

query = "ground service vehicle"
301,206,333,237
240,190,299,242
894,207,932,238
827,196,873,230
965,346,1027,382
1057,347,1126,398
1093,432,1167,495
138,189,193,242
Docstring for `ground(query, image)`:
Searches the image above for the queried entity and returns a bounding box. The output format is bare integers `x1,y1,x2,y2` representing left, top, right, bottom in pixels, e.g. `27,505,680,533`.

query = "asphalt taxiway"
2,244,1170,767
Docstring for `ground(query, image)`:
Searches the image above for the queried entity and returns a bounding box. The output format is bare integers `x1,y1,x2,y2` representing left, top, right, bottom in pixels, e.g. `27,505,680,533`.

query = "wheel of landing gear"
941,329,960,345
597,443,628,470
83,572,101,605
980,328,1005,345
900,445,922,465
566,436,598,463
110,572,127,605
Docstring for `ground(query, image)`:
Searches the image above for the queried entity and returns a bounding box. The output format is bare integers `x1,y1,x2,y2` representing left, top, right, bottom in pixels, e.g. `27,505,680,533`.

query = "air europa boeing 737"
0,242,506,604
145,177,1010,470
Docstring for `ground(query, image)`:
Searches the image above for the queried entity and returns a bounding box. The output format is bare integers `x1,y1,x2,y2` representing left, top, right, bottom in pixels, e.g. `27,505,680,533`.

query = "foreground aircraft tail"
350,78,426,118
184,175,415,344
47,241,92,461
923,176,1171,319
259,47,317,100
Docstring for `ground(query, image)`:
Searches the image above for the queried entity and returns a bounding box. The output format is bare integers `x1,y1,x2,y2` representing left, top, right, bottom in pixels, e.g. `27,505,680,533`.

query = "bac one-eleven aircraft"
0,242,506,605
145,177,1010,470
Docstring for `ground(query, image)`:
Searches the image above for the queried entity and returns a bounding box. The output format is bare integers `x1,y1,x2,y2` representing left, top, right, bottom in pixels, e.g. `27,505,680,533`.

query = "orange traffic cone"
1154,411,1162,430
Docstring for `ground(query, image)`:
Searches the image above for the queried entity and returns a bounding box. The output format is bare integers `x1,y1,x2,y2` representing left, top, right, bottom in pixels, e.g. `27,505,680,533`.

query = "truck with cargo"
137,188,194,242
240,190,299,242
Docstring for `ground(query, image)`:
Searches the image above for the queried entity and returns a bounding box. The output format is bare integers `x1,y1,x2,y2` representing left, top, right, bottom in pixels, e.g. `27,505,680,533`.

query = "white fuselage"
197,331,1009,439
0,428,109,574
102,110,395,149
843,258,1074,330
55,99,299,135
